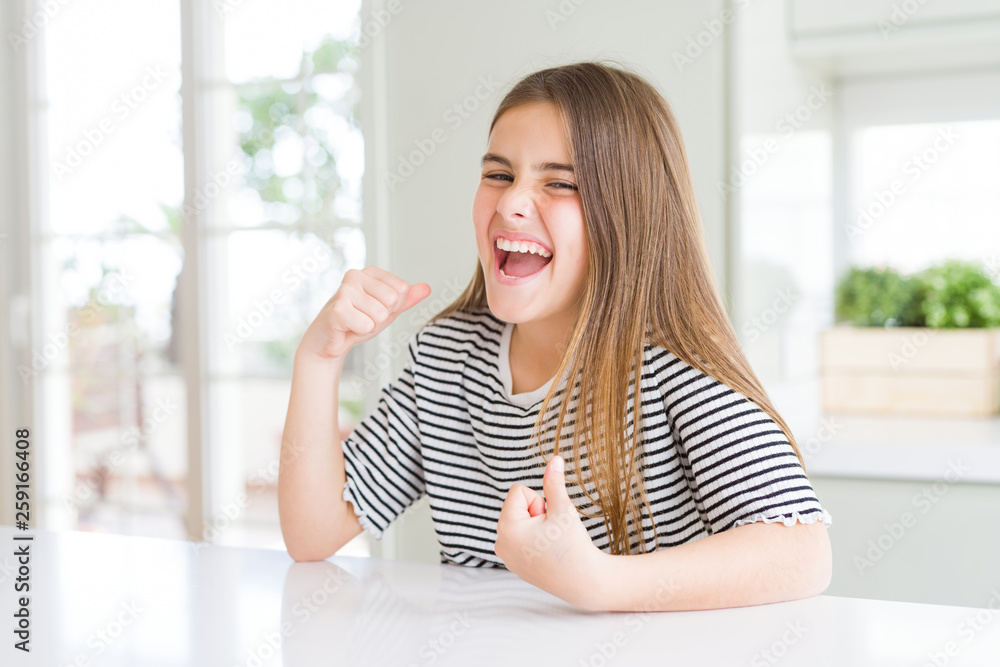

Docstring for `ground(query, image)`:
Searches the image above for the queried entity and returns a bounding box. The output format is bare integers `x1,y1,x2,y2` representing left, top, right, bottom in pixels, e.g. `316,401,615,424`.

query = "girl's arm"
584,520,832,612
496,454,832,612
580,355,834,612
279,351,361,562
278,266,430,562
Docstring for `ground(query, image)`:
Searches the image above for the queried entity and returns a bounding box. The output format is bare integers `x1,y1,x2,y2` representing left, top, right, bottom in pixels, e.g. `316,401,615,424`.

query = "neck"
511,309,577,366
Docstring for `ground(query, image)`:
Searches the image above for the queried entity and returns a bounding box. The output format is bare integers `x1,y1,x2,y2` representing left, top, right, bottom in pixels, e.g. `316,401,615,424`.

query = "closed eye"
482,173,577,190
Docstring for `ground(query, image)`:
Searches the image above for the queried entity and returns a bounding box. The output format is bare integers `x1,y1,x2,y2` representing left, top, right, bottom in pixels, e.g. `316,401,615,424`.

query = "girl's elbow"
800,523,833,597
805,555,833,598
285,539,335,562
815,541,834,595
281,520,336,562
289,549,328,563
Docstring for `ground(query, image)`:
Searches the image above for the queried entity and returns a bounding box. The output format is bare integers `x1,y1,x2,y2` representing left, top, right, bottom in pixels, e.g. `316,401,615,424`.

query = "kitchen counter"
2,526,999,666
771,380,1000,483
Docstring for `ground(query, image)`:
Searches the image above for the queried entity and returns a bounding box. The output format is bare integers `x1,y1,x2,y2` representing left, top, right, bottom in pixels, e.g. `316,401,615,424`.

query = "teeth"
495,237,552,257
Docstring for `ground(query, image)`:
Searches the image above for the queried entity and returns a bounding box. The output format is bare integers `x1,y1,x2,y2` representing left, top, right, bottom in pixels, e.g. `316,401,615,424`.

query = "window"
846,120,1000,274
838,70,1000,277
29,0,368,554
38,0,187,538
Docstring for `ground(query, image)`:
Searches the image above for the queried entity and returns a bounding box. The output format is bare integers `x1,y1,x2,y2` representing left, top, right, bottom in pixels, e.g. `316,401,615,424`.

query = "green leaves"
835,261,1000,328
919,261,1000,328
835,266,924,327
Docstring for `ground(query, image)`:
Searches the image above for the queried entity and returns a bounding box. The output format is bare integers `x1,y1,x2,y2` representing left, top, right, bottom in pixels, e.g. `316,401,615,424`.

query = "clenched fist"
297,266,431,361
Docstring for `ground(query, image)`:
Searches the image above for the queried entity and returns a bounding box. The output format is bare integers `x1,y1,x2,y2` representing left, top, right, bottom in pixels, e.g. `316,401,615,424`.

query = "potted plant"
821,260,1000,417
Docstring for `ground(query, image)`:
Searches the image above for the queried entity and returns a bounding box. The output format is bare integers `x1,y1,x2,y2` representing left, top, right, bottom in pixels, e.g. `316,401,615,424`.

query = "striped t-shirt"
340,307,832,568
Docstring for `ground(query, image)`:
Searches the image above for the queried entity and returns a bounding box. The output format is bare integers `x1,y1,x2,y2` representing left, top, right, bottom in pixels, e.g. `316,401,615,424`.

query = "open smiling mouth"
495,238,553,283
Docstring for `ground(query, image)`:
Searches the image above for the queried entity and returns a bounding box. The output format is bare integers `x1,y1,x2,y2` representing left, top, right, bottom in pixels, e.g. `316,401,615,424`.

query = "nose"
495,178,537,221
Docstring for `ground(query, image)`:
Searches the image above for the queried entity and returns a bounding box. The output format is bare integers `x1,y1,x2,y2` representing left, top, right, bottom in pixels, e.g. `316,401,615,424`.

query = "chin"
484,293,525,324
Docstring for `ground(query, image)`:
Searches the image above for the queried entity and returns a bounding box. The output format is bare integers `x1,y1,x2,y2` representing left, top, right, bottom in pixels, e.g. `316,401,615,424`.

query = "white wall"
361,0,734,562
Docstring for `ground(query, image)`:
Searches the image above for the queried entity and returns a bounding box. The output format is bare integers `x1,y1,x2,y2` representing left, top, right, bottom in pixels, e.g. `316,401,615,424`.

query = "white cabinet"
791,0,1000,34
789,0,1000,76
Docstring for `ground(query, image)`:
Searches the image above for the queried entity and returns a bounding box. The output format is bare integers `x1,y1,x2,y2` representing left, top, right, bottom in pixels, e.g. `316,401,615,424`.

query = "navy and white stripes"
341,307,831,568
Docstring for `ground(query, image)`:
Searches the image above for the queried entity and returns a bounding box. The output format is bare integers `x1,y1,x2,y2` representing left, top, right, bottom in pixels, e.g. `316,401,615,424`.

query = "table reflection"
280,558,836,666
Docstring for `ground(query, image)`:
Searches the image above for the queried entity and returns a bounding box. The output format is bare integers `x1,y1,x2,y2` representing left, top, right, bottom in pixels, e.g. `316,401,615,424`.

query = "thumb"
398,282,431,312
542,455,573,515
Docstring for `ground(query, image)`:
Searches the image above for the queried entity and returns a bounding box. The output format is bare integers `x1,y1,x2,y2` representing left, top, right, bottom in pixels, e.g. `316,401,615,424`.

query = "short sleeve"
341,333,426,540
659,355,833,535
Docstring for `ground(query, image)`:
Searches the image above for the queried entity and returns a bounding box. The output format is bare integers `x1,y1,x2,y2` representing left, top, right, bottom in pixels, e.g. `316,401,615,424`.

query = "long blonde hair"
427,61,805,556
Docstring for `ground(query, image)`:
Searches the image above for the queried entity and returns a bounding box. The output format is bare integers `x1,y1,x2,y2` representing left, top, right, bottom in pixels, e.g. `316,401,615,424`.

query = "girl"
279,61,833,613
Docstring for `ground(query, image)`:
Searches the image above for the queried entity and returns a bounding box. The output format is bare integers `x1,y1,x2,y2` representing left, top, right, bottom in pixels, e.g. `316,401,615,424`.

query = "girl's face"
473,101,589,327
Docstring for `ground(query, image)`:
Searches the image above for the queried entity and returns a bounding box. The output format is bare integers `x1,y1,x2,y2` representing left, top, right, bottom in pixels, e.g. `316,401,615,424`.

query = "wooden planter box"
820,326,1000,417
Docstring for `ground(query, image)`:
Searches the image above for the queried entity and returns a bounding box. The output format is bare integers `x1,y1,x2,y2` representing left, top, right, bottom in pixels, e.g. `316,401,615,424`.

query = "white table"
2,526,999,666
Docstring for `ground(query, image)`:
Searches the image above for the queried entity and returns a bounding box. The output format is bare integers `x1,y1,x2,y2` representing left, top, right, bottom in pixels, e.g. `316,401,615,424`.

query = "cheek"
551,203,588,274
471,188,493,257
472,186,497,228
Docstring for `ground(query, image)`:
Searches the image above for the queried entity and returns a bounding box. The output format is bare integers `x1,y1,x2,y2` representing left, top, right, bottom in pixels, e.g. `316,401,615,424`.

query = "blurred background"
0,0,998,609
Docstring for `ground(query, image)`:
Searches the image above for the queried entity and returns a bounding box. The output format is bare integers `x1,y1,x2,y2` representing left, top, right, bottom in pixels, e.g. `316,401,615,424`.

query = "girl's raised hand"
297,266,431,361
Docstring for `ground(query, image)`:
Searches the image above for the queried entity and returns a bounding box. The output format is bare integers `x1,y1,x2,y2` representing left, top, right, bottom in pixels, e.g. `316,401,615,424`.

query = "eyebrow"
480,153,574,174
